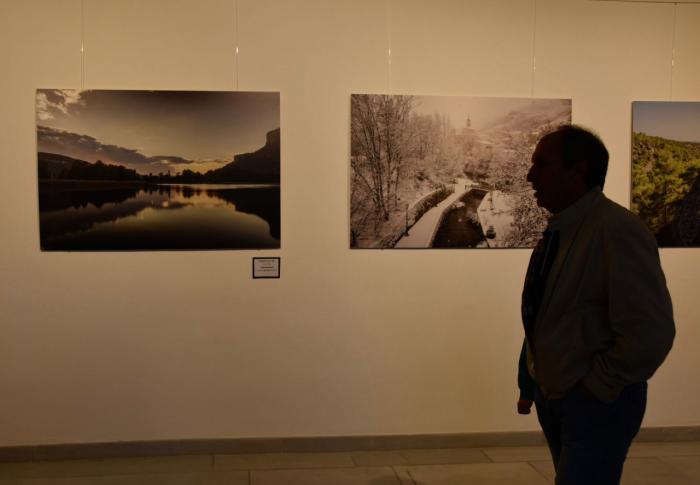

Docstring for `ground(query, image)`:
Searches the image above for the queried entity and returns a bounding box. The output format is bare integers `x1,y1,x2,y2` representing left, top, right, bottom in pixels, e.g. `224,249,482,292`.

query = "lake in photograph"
39,182,280,250
35,89,281,251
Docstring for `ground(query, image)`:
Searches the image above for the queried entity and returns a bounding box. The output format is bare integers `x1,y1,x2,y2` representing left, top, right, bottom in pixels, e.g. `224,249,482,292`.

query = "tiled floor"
1,441,699,484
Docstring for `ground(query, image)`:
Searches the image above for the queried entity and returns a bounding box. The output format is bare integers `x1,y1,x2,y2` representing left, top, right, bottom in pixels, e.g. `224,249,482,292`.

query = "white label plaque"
253,257,280,279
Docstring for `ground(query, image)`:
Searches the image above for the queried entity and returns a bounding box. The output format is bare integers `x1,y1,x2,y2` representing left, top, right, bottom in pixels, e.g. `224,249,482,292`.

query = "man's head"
527,125,609,213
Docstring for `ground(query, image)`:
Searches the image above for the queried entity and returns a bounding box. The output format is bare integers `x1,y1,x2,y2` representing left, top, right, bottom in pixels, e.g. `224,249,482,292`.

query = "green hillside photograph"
631,101,700,247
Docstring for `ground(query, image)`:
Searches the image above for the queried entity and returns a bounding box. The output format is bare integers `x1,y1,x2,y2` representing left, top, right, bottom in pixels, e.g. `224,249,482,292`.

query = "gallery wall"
1,0,699,446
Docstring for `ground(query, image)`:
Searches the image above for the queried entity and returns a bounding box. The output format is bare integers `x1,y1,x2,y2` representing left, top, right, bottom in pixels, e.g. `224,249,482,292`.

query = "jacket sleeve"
518,338,535,401
581,215,675,402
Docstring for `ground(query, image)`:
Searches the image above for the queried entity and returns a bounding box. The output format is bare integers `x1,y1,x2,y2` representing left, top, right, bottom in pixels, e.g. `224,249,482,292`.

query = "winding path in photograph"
394,177,473,248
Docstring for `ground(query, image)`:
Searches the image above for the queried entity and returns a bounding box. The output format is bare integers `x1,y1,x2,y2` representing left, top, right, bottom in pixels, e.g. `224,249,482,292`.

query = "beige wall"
0,0,699,447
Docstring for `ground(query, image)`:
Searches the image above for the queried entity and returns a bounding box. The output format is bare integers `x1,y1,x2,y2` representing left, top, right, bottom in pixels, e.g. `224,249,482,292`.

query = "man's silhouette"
518,125,675,485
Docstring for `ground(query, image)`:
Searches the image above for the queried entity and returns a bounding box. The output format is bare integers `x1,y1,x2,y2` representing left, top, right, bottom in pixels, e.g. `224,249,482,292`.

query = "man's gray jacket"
526,188,675,402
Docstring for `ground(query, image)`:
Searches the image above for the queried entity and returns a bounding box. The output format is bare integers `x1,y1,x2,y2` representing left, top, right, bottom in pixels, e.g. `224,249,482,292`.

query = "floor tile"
526,457,698,485
210,471,251,485
394,462,550,484
628,441,700,458
658,455,700,481
0,470,248,485
351,451,408,467
0,456,212,480
0,440,698,485
214,452,354,470
481,446,551,463
251,466,399,485
528,460,554,483
621,457,698,485
398,448,490,466
392,468,414,485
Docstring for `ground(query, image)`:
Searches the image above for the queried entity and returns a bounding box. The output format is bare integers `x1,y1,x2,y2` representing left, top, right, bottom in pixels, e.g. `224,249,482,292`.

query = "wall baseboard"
1,426,698,463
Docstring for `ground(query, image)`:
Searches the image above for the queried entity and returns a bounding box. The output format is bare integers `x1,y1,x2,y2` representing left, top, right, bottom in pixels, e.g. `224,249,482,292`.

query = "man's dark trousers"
534,382,647,485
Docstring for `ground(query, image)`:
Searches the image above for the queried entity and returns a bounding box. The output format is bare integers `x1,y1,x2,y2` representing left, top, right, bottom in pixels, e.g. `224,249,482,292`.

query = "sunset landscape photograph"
36,89,280,250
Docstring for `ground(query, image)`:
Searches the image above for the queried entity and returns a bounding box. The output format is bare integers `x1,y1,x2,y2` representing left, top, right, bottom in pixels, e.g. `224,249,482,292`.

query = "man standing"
519,125,675,485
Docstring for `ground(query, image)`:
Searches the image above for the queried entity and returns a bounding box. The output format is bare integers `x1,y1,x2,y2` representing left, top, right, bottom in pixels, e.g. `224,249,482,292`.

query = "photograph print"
37,89,280,250
631,101,700,247
350,94,571,249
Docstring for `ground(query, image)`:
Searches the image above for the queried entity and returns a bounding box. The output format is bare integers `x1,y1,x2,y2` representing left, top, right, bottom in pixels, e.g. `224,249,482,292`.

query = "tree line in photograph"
632,132,700,246
38,128,281,185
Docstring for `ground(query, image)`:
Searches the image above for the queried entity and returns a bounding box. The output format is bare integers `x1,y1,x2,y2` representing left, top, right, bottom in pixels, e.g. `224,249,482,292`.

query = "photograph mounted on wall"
350,94,571,249
631,101,700,247
36,89,280,250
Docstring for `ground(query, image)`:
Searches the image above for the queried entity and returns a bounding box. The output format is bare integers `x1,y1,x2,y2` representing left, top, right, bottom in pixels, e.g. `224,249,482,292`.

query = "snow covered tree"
351,94,415,221
495,127,552,246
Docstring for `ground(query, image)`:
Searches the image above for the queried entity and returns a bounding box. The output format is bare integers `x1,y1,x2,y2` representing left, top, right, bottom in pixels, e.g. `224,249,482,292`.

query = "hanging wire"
234,0,240,90
386,0,392,94
530,0,538,98
669,2,677,100
80,0,85,90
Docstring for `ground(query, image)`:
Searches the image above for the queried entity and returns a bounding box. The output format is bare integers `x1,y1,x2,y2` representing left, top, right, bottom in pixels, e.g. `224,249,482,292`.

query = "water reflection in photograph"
39,183,280,250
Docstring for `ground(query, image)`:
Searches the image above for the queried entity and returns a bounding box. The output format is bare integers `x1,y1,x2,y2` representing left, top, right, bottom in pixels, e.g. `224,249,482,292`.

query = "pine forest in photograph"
36,90,280,250
350,94,571,249
631,101,700,247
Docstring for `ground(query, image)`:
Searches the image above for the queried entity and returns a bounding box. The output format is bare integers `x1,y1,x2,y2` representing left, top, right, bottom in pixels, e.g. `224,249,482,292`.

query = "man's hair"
540,124,609,189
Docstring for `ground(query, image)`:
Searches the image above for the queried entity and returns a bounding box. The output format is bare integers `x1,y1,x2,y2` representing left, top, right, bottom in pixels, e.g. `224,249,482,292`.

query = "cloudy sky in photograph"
633,101,700,143
36,89,280,174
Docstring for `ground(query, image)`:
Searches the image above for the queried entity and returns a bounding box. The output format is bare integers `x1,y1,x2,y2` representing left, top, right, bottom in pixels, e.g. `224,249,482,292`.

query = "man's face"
527,137,584,214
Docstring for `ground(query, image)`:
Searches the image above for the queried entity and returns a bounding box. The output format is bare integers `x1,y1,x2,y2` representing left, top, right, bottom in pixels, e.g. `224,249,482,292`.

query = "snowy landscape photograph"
631,101,700,247
350,94,572,249
36,89,280,250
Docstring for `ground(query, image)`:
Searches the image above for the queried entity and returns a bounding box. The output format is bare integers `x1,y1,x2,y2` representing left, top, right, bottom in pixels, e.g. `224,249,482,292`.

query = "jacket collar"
538,187,604,320
547,186,603,234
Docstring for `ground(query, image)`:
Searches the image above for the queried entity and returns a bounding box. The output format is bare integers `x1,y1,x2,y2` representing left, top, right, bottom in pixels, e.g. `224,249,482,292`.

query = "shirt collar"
547,186,602,233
